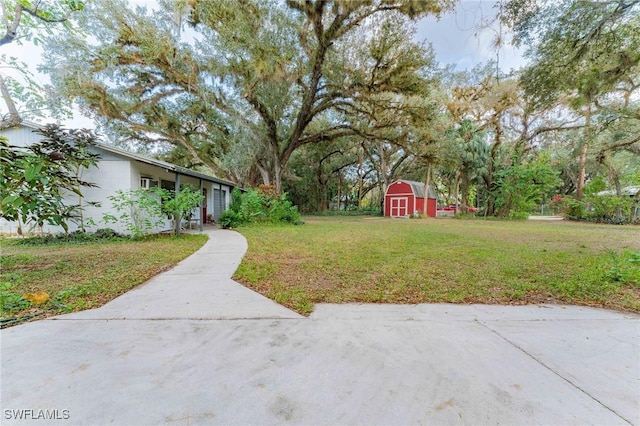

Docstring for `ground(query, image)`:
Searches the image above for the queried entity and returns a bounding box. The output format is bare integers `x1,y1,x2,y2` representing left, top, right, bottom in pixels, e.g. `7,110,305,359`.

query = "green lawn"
1,234,208,325
234,216,640,315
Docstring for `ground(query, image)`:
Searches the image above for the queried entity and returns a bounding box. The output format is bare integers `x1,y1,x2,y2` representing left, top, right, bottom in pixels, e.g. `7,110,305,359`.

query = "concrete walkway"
1,229,638,425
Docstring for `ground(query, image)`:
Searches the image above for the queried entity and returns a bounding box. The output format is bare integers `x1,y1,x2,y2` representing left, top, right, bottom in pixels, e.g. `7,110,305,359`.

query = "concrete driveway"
1,229,638,425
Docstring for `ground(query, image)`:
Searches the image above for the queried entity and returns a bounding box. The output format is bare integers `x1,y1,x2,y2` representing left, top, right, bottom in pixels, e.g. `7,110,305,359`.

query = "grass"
234,216,640,315
1,234,208,325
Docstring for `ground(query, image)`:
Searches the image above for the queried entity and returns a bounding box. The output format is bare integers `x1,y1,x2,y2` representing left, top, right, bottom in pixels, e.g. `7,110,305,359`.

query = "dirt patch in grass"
234,217,640,315
1,234,208,326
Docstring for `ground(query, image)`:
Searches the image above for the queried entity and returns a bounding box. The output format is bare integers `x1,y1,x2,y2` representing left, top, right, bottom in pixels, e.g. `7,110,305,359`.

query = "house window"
140,177,158,190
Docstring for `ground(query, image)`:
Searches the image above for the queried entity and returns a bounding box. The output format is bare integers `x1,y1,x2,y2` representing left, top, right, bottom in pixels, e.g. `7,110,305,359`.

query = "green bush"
219,210,243,229
102,189,165,238
14,228,125,245
222,188,301,228
564,197,586,221
563,195,636,224
239,189,268,223
268,194,301,224
229,188,243,213
587,195,633,224
94,228,121,239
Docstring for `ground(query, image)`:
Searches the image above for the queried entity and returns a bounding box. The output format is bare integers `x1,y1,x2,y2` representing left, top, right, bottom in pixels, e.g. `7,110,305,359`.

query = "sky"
415,1,526,72
1,1,525,129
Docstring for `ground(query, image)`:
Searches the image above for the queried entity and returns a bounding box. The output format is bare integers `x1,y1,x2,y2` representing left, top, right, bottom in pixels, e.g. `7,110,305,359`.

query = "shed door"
390,197,408,217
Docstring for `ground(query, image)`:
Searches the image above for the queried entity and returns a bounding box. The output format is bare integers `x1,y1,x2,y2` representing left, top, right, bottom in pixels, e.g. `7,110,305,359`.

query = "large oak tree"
44,0,453,190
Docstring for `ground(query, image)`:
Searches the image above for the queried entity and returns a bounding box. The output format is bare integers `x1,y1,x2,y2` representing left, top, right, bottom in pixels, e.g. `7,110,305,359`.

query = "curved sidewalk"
60,229,302,320
1,229,638,425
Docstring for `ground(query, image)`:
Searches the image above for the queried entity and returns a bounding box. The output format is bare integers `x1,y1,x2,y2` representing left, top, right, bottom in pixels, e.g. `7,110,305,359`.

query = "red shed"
384,180,437,218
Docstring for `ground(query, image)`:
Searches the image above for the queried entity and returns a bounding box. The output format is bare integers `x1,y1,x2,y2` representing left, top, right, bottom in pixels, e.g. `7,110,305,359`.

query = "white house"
1,121,239,235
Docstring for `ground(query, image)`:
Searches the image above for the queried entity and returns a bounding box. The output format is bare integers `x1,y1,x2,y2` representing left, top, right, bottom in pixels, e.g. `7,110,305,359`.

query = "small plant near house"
102,189,165,238
103,186,204,237
218,209,243,229
0,125,100,235
13,228,124,245
219,185,301,229
155,185,204,236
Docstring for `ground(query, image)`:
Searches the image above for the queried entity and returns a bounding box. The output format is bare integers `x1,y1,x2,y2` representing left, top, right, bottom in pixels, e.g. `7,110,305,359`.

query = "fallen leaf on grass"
23,291,50,305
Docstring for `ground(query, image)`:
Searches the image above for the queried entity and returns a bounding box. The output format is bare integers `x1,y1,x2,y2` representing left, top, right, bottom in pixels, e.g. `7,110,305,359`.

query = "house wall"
1,125,236,235
1,125,39,147
78,154,133,234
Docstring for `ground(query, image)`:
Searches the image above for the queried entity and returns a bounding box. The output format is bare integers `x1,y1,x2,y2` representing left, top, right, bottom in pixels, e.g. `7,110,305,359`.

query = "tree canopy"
16,0,638,221
43,0,453,191
0,0,85,128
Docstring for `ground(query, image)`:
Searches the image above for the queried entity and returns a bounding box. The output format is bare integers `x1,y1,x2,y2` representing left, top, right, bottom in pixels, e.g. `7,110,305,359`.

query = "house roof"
597,186,640,197
95,143,237,187
13,121,237,188
400,180,437,199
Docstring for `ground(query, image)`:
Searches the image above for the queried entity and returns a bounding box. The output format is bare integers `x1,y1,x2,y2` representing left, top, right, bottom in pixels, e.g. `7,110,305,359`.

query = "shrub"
102,189,165,238
563,194,636,224
218,210,243,229
154,186,204,236
564,197,586,221
0,126,100,235
229,188,243,213
239,189,268,223
587,195,633,224
94,228,121,239
222,188,301,227
14,228,124,245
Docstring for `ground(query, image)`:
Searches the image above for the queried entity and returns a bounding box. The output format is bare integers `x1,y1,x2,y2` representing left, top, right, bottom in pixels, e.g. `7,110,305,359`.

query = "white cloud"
415,1,527,73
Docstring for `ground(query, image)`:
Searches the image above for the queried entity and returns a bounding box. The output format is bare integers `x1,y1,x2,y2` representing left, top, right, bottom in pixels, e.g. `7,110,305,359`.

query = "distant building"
384,180,437,218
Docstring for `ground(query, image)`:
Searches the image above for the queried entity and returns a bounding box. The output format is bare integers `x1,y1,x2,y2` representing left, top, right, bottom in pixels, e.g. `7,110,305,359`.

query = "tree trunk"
273,161,283,193
460,175,469,213
337,174,342,211
257,164,271,186
484,115,503,216
576,143,588,200
423,162,431,216
455,172,461,214
0,74,21,129
576,104,591,200
358,151,364,208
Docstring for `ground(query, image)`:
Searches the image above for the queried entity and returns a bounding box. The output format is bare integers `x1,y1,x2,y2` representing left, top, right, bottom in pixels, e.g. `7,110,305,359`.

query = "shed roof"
400,180,437,199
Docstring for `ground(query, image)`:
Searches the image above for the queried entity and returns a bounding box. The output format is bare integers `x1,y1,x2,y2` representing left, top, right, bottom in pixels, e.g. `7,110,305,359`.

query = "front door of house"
390,197,408,217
